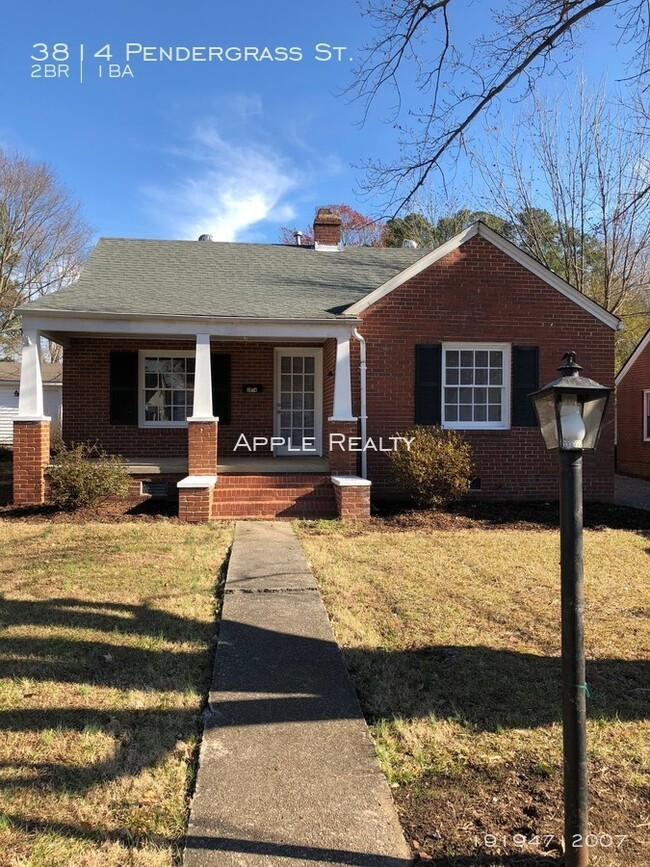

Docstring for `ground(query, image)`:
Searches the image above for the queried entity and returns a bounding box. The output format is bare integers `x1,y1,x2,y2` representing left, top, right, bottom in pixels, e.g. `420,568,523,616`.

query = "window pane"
445,405,458,421
304,411,315,427
304,375,315,392
489,351,503,367
488,388,501,403
446,368,459,385
304,393,314,410
488,405,502,421
446,351,459,367
474,405,487,421
475,368,488,385
474,388,487,404
445,388,458,404
304,357,315,373
145,373,157,388
459,405,473,421
280,412,291,427
281,375,291,392
475,350,488,366
459,388,473,404
172,406,186,421
460,350,473,367
293,357,303,373
293,375,302,391
281,357,291,374
280,394,291,410
158,359,171,373
489,368,503,385
293,394,303,410
460,368,473,385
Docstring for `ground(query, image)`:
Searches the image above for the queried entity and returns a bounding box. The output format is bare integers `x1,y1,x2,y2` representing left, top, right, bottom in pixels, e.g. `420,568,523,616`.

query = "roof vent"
293,231,303,246
402,239,418,249
198,234,214,242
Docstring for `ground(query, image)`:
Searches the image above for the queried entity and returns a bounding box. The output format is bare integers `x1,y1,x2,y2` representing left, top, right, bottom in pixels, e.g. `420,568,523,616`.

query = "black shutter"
512,346,539,426
211,354,231,425
415,344,442,425
109,351,138,425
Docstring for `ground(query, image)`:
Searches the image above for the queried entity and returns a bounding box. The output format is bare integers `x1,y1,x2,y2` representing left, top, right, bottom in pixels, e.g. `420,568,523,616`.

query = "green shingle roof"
25,238,429,320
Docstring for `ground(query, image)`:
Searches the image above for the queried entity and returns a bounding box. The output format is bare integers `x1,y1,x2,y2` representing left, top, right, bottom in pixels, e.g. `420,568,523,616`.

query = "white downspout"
353,328,368,479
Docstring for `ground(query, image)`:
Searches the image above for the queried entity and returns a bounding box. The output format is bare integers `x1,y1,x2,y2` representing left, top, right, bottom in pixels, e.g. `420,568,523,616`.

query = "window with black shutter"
415,344,442,425
109,351,138,425
211,354,231,424
512,346,539,427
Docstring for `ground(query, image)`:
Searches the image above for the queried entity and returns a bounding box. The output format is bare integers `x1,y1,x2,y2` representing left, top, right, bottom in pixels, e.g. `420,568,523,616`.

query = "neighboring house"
615,326,650,479
12,208,620,520
0,362,62,445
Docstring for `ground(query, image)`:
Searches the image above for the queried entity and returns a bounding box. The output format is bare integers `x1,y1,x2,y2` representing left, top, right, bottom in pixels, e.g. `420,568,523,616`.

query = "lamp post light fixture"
530,352,612,867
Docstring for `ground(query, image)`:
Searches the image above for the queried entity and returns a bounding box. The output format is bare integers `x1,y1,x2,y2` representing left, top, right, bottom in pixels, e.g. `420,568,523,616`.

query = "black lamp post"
530,352,611,867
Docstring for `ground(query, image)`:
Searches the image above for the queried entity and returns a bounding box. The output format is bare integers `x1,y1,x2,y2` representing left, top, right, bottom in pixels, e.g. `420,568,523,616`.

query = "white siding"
0,387,19,444
0,385,62,444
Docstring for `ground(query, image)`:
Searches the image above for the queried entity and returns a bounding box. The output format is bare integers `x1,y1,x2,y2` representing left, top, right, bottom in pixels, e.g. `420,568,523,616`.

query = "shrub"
389,426,473,508
46,443,130,510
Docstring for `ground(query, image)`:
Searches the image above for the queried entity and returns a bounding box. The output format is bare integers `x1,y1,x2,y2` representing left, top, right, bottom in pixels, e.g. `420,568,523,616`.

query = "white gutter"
353,328,368,479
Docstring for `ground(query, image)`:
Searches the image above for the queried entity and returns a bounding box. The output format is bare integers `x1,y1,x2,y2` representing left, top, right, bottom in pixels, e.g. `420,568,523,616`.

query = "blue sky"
0,1,634,243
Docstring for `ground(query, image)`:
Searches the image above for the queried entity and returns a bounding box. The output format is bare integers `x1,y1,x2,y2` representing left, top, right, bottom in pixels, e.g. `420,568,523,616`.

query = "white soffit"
345,222,622,332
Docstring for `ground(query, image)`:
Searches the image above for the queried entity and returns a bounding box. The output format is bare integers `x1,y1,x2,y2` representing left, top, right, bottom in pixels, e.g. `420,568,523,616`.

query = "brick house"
13,209,620,520
615,327,650,479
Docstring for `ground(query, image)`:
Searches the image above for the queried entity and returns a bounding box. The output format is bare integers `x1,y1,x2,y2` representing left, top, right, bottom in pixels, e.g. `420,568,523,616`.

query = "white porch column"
328,336,357,421
18,329,49,420
188,333,217,421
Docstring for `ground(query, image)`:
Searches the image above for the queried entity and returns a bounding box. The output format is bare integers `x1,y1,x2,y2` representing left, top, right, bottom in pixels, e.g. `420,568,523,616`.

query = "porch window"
442,343,511,430
644,391,650,441
140,352,195,427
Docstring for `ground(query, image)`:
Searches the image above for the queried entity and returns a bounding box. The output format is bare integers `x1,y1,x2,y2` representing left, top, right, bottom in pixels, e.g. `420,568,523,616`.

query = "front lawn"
0,520,232,867
298,513,650,865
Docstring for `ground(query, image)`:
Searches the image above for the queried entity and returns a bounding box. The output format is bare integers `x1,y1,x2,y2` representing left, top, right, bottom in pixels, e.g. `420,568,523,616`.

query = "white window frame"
644,390,650,442
441,342,511,431
139,350,195,429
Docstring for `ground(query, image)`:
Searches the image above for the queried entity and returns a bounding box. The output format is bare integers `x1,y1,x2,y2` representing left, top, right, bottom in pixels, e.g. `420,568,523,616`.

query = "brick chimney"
313,207,342,249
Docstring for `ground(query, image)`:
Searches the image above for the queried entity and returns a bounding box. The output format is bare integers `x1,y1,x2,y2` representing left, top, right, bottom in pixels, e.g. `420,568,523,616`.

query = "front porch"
13,325,371,521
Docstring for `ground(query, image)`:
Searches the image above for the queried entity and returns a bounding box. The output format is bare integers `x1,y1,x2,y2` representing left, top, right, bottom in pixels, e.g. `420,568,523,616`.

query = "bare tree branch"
351,0,648,212
0,149,92,348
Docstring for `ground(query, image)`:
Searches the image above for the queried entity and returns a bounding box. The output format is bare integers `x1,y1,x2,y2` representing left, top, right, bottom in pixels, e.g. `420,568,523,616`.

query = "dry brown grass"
0,520,232,866
298,517,650,865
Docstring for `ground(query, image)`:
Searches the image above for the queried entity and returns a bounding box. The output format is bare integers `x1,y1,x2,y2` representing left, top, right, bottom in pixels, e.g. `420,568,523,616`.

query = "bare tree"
475,84,650,364
351,0,650,211
0,149,91,357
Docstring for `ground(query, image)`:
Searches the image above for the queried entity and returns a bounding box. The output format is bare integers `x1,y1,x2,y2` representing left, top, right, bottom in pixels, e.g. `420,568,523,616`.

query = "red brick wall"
63,338,328,460
359,235,616,501
616,341,650,478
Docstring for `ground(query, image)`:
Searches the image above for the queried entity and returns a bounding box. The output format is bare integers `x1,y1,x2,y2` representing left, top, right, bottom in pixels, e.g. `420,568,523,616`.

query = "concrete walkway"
184,522,412,867
614,473,650,511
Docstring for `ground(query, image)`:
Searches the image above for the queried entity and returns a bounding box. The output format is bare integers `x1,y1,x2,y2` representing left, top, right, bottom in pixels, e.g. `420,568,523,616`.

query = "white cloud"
142,122,301,242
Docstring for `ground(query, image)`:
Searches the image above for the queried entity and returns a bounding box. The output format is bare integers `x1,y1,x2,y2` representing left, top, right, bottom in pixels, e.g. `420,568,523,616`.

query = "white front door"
274,348,323,456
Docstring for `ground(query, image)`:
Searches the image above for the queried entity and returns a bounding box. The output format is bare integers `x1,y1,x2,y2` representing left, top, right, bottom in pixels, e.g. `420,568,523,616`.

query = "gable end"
345,222,621,332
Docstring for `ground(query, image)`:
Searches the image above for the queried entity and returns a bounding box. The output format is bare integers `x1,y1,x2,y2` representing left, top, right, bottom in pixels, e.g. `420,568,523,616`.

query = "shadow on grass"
1,588,645,861
2,609,649,790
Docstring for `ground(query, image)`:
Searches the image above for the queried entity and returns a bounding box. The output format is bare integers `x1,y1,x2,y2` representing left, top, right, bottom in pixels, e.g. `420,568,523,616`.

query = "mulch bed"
395,759,647,865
